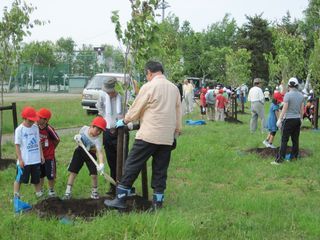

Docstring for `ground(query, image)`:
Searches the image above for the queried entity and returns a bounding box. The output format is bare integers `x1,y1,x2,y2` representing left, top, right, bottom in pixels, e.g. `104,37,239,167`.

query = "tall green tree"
73,44,97,77
157,14,183,82
180,22,204,78
237,14,274,83
55,37,75,74
199,46,231,82
225,48,252,87
111,0,160,77
20,41,56,91
0,0,41,158
102,44,125,72
308,37,320,95
299,0,320,55
265,29,305,88
203,13,238,48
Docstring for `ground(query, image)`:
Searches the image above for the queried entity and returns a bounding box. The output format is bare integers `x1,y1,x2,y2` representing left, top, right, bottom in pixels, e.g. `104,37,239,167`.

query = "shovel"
76,140,116,186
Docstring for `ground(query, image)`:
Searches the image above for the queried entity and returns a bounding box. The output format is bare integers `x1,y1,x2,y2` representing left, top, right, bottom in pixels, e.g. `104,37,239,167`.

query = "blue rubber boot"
152,193,164,211
104,185,131,209
14,197,32,213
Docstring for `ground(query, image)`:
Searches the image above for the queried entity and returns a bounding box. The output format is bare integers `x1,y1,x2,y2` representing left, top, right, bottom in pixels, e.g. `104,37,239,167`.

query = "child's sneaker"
262,140,270,147
90,190,99,200
63,192,71,200
36,191,44,198
269,143,277,149
48,190,56,197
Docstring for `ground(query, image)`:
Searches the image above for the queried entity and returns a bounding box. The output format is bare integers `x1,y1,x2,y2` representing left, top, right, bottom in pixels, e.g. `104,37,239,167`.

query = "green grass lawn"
0,99,319,239
2,95,93,134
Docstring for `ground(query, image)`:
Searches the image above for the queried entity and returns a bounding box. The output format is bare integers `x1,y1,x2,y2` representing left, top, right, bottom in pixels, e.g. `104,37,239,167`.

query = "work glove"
127,122,133,130
74,134,82,144
96,163,105,174
276,119,282,129
116,119,126,128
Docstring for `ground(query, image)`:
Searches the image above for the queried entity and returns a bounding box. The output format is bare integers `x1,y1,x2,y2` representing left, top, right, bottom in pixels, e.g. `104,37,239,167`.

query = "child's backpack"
205,90,216,104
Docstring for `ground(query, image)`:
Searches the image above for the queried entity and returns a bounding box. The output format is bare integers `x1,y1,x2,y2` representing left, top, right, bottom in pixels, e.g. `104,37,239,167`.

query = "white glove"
74,134,82,144
276,119,282,129
127,122,133,130
96,163,105,173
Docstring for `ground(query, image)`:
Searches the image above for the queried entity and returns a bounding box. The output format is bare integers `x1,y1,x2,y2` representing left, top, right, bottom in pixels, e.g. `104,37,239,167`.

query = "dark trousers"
103,129,118,184
277,118,301,161
120,139,172,193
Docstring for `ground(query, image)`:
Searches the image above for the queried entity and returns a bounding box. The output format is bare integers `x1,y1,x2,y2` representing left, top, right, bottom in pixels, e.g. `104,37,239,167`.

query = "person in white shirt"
96,77,123,196
248,78,265,133
14,106,44,200
183,79,194,114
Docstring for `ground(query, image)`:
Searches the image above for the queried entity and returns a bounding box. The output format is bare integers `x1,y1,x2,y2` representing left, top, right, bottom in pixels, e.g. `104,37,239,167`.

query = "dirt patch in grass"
0,158,16,170
33,196,152,219
246,147,312,158
225,117,243,124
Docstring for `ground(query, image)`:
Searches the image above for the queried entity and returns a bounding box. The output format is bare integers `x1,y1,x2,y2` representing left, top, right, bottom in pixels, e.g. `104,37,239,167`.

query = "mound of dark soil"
246,146,312,158
0,158,16,170
33,195,152,219
225,117,243,124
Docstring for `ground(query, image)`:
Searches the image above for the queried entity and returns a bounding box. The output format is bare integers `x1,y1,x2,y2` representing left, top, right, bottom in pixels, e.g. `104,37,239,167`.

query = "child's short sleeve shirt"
15,124,41,165
79,126,102,151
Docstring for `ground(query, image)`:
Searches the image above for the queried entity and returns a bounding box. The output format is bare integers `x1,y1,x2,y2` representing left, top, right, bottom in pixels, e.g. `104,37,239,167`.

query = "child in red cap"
63,116,107,200
215,89,228,121
37,108,60,197
14,106,44,200
199,87,207,119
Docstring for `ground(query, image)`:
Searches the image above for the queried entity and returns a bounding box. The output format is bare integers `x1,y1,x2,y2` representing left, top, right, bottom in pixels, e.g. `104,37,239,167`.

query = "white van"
81,73,130,114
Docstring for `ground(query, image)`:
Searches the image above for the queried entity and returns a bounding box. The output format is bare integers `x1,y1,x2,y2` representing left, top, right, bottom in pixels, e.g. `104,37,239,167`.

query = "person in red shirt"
37,108,60,197
199,88,207,119
215,89,228,121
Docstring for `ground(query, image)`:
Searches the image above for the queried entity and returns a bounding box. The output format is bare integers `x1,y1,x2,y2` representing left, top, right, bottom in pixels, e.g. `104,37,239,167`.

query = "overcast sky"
1,0,309,49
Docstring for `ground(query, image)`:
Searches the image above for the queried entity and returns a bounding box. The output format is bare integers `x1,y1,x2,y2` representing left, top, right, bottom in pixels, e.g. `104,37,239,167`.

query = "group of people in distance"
248,77,310,165
13,61,182,211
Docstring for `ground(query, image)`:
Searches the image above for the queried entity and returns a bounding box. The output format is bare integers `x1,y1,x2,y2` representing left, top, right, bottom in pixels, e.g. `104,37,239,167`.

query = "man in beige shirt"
104,61,182,211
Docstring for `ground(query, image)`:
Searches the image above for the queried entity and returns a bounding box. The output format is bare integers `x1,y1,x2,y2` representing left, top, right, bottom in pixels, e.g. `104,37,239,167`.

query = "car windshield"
86,75,128,89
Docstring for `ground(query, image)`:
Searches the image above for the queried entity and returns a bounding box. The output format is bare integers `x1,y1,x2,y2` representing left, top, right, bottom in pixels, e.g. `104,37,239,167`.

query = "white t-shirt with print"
79,126,102,151
15,123,41,165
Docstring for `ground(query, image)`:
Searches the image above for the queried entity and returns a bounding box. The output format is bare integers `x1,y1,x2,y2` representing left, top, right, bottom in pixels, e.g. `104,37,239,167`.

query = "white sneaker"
270,161,280,165
63,192,71,200
91,191,99,200
269,144,277,149
263,140,271,147
36,191,44,198
48,190,56,197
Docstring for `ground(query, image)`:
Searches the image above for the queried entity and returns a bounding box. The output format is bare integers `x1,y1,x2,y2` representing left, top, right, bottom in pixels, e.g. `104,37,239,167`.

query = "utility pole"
158,0,170,22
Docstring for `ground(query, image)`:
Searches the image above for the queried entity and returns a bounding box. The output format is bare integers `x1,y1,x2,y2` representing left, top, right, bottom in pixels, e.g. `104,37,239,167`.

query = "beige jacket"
124,75,182,145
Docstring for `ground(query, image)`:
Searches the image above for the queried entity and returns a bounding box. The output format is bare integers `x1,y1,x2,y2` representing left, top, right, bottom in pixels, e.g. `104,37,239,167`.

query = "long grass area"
2,94,93,134
0,98,319,239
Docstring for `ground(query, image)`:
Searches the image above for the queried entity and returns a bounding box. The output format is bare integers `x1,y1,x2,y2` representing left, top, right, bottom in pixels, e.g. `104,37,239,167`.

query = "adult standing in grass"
248,78,265,133
271,77,304,165
205,85,216,121
104,60,182,210
183,79,194,114
96,78,123,196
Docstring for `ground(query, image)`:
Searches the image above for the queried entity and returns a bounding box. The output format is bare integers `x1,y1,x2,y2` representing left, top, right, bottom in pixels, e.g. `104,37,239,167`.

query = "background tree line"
1,0,320,95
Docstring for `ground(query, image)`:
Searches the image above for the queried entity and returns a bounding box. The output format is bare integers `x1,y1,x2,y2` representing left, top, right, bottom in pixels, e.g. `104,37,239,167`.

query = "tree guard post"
116,128,124,182
314,97,319,129
12,102,18,130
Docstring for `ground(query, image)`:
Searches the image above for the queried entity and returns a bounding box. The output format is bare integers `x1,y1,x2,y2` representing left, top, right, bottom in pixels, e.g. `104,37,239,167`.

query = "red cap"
37,108,52,120
91,116,107,131
201,88,207,94
273,91,283,103
21,106,39,122
219,89,224,94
